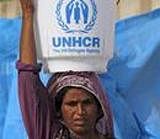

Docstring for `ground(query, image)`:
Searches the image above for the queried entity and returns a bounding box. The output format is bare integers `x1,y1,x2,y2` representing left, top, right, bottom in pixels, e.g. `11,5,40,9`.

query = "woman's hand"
19,0,34,17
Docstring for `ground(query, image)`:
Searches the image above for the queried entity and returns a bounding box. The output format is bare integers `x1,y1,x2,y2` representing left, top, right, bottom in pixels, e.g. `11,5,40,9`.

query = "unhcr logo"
56,0,97,33
53,36,100,48
53,0,101,54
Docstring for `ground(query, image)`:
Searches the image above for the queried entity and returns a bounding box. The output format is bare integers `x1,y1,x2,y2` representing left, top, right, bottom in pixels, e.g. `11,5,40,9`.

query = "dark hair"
55,86,103,120
55,87,70,118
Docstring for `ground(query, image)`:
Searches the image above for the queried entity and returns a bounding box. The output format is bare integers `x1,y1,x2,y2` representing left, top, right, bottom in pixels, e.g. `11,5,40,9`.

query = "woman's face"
61,88,99,135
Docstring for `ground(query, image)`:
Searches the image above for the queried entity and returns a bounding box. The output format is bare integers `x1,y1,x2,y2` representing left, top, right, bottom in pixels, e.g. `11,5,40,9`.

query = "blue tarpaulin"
0,8,160,139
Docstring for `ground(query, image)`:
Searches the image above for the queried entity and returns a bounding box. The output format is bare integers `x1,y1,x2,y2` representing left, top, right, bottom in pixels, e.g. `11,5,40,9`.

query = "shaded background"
0,0,160,139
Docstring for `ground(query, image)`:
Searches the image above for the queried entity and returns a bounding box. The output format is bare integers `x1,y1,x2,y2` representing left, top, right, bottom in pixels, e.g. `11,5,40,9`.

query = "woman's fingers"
19,0,34,14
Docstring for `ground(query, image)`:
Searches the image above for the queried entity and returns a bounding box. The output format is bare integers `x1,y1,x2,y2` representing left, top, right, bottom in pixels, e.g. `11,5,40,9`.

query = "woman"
17,0,114,138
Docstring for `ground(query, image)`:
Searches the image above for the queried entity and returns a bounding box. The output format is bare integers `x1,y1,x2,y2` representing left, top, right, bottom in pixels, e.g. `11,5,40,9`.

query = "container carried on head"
34,0,115,73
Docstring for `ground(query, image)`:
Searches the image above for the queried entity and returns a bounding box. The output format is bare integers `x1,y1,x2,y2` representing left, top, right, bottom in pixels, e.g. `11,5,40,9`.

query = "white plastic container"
34,0,115,73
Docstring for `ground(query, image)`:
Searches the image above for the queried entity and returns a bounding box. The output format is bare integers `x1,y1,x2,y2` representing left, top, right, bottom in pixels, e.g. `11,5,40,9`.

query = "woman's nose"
77,104,85,115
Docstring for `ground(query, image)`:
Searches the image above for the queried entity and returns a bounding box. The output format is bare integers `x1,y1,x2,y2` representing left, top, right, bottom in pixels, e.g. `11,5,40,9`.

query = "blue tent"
0,8,160,139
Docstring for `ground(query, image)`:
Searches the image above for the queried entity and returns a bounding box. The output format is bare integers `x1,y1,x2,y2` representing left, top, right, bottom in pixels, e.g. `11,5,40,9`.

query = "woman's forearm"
19,0,37,65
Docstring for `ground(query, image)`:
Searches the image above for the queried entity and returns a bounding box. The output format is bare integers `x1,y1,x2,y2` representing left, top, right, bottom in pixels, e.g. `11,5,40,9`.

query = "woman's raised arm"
19,0,37,65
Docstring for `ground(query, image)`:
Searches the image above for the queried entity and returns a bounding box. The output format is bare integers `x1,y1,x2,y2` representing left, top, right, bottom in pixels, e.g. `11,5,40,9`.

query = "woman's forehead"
63,88,95,100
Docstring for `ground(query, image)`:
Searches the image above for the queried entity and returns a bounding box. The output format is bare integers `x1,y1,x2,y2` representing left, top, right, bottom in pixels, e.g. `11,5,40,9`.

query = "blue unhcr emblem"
56,0,97,33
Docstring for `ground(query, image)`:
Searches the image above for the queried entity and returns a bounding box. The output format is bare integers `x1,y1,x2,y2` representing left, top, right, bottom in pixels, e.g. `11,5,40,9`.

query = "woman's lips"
74,119,86,126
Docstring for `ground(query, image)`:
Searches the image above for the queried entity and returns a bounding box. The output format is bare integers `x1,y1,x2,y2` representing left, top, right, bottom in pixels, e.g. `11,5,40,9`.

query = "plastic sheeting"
0,8,160,139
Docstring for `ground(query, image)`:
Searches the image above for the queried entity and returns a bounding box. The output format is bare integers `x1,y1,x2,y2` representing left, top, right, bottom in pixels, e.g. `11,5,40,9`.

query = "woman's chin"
71,126,89,136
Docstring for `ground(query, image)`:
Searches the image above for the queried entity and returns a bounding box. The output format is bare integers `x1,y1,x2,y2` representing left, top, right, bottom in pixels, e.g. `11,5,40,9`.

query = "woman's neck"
70,129,105,139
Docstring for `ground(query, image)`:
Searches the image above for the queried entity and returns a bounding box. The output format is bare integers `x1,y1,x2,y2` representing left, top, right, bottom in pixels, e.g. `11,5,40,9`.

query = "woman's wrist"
22,13,34,20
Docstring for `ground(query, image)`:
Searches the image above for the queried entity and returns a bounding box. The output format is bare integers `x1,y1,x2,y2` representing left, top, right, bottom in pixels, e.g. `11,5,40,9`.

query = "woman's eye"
83,99,93,105
66,101,77,107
